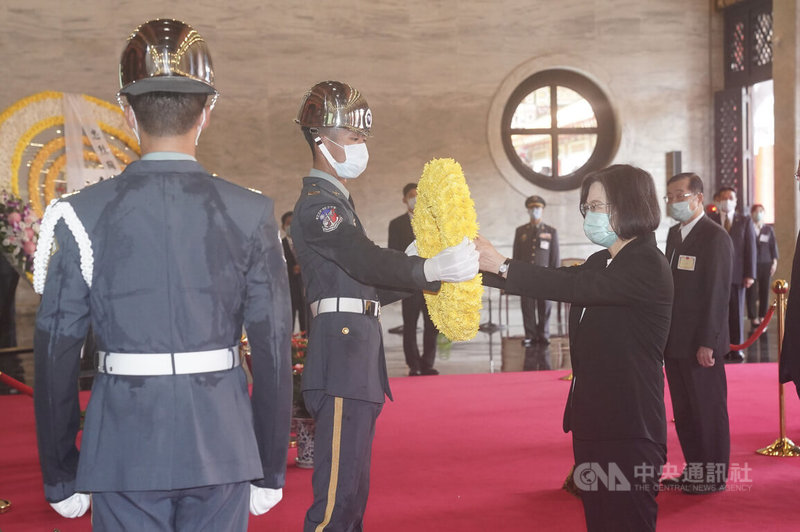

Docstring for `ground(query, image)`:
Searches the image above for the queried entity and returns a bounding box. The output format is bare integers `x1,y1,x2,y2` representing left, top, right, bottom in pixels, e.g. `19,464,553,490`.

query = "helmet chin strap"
195,108,206,146
117,96,141,146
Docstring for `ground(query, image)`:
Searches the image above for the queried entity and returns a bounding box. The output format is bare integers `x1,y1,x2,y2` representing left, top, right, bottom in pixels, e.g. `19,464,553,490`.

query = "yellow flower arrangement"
412,158,483,341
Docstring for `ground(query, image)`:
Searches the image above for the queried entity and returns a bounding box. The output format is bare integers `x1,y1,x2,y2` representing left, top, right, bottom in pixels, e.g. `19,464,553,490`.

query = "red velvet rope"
730,303,776,351
0,371,33,397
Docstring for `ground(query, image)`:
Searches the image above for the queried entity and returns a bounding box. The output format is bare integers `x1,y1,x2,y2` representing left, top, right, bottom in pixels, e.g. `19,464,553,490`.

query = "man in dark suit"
709,186,756,361
33,19,292,529
282,211,307,332
780,160,800,398
663,173,732,494
293,81,478,531
388,183,439,376
512,195,559,345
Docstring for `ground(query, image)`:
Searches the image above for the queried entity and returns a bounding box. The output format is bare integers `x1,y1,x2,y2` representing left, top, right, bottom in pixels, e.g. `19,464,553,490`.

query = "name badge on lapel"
540,240,550,250
677,255,696,271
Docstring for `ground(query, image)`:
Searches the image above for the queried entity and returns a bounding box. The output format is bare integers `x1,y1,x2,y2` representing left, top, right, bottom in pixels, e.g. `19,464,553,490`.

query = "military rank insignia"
316,206,343,232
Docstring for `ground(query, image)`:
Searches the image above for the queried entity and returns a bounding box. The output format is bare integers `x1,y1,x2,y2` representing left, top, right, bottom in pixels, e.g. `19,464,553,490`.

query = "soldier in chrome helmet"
290,81,479,531
33,19,292,530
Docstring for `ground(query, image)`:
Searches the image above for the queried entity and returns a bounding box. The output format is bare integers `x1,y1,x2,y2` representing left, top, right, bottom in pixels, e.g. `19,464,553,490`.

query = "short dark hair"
751,203,764,214
281,211,293,226
402,183,417,197
580,164,661,240
716,186,737,197
125,92,207,136
667,172,704,195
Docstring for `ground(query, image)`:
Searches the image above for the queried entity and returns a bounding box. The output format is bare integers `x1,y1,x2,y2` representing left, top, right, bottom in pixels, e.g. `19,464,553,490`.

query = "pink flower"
24,228,35,240
23,241,36,256
7,212,21,224
23,215,36,224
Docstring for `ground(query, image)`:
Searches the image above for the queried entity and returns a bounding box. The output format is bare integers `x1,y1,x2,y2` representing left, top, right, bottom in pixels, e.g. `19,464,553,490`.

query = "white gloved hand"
423,237,480,283
249,485,283,515
49,492,91,518
404,240,419,257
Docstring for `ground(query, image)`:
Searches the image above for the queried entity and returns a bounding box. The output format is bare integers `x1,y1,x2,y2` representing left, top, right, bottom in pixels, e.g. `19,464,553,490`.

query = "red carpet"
2,364,800,531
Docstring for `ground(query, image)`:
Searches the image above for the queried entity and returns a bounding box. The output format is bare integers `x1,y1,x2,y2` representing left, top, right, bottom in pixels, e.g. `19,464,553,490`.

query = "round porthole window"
500,68,617,190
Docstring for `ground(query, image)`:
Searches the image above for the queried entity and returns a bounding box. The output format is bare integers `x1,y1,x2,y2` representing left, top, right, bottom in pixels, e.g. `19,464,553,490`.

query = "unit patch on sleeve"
316,206,343,232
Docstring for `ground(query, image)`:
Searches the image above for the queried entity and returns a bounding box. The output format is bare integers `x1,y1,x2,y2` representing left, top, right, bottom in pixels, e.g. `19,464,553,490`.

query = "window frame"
500,68,617,191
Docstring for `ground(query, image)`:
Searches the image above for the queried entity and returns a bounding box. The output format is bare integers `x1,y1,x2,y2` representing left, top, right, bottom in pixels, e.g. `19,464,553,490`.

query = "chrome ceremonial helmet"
118,18,217,98
295,81,372,137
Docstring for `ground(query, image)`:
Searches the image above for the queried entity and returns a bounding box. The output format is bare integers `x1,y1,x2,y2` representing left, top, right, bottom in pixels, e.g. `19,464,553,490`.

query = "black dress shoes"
420,368,439,376
408,369,421,376
725,350,745,362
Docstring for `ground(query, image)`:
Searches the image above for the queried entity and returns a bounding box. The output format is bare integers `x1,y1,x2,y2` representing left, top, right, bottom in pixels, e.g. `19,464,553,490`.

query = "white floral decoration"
33,199,93,294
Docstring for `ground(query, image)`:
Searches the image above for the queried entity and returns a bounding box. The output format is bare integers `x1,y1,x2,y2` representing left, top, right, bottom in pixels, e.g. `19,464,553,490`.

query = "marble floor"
1,285,780,393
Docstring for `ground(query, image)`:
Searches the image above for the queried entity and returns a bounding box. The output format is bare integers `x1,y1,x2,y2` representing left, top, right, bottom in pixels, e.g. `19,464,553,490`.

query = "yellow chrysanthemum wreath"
412,158,483,341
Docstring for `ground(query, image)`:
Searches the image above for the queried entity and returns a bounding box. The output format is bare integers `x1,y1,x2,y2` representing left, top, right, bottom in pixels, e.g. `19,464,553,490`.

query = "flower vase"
293,417,315,468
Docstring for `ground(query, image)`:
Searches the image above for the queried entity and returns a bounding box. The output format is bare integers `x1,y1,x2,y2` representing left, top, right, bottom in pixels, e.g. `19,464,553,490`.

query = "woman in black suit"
477,165,673,532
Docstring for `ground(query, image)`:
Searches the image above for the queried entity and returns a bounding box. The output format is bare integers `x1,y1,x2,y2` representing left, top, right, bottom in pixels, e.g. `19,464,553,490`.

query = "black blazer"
664,216,733,360
780,230,800,397
496,232,672,444
388,212,414,252
710,211,756,284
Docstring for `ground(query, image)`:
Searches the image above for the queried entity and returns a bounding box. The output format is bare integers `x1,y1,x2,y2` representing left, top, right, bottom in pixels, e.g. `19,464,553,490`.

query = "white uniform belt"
97,346,240,376
310,297,380,318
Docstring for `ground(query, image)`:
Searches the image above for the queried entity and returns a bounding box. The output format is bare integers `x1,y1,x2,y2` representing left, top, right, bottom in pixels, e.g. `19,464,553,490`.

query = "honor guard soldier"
292,80,479,531
32,19,292,530
513,195,560,345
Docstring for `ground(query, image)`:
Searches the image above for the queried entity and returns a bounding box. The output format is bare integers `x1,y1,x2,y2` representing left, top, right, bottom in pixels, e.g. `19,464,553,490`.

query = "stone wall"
1,0,724,323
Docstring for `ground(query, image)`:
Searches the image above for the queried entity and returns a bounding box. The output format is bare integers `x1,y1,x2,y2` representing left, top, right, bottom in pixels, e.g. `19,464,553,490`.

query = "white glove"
423,237,479,283
50,492,91,518
404,240,419,257
249,485,282,515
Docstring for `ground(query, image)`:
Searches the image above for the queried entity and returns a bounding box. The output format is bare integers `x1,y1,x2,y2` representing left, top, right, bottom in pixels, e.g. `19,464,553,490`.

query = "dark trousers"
290,277,308,332
304,390,382,532
664,356,730,480
746,262,773,320
0,257,20,393
521,296,551,341
91,482,249,532
401,292,437,372
728,284,745,346
572,437,665,532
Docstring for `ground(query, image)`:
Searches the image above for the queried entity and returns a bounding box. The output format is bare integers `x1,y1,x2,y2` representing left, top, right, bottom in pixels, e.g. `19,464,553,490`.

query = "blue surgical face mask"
753,211,764,223
529,207,543,220
668,201,694,223
583,211,617,248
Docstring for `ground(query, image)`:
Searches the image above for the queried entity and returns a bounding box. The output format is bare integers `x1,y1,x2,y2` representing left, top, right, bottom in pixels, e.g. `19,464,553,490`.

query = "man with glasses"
661,172,733,494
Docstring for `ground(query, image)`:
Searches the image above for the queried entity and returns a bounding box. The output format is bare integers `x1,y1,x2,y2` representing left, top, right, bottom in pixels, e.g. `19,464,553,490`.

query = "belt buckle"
364,300,378,317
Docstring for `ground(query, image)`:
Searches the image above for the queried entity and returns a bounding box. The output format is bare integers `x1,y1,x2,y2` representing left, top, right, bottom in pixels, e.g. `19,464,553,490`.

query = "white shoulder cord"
33,200,94,294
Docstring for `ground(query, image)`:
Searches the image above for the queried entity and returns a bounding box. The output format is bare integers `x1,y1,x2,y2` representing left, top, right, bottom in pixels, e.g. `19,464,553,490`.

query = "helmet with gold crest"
295,81,372,137
118,18,217,97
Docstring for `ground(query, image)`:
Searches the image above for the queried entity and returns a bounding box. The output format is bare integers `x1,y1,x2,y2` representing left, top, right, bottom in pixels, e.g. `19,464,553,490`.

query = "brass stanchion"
756,279,800,456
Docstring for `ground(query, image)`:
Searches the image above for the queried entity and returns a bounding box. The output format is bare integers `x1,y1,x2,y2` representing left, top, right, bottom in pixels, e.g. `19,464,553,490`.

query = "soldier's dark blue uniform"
293,80,478,531
293,170,440,530
512,197,559,344
32,19,292,529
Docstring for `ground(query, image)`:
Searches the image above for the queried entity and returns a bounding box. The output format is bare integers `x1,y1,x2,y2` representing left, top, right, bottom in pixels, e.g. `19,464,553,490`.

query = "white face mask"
407,197,416,211
720,198,737,213
316,136,369,179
